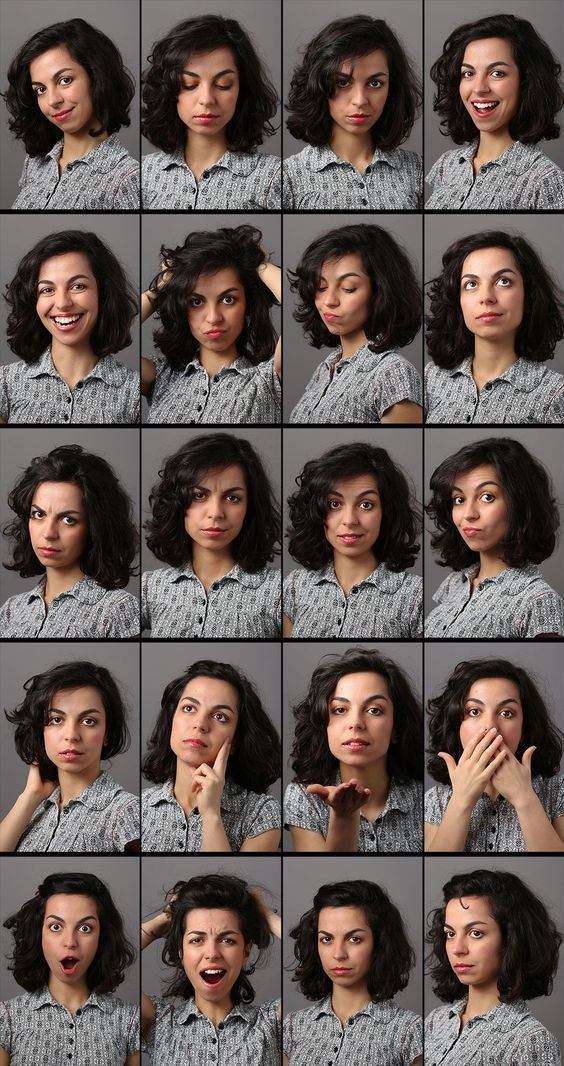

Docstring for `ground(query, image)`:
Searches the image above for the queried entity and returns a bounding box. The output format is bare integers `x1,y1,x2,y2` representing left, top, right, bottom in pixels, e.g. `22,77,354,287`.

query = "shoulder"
249,152,280,177
0,589,31,617
522,146,564,180
426,147,466,183
283,146,316,174
142,150,176,172
425,1004,453,1030
433,570,463,602
143,567,180,593
389,147,422,174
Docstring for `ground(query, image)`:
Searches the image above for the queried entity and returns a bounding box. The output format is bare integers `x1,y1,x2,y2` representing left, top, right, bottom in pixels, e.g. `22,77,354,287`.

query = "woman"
4,18,139,210
142,433,280,638
289,224,422,424
284,648,422,852
141,874,280,1064
284,442,422,639
284,15,422,210
425,869,562,1064
141,225,281,424
425,231,564,424
1,230,139,424
424,437,564,638
426,14,564,210
0,660,138,853
0,871,139,1066
0,444,139,639
425,658,564,852
285,880,422,1065
142,659,281,852
142,14,280,210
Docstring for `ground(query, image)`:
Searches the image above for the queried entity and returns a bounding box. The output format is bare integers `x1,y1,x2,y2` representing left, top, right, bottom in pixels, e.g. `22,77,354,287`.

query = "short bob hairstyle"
142,14,278,153
4,18,135,156
3,871,135,993
291,647,423,785
5,230,138,364
290,879,415,1002
149,225,278,371
3,444,138,588
5,660,131,784
427,657,563,785
430,14,564,146
142,659,281,793
426,231,564,370
286,15,421,150
160,874,273,1003
426,437,559,571
145,432,280,571
426,869,562,1002
289,224,421,353
287,442,420,572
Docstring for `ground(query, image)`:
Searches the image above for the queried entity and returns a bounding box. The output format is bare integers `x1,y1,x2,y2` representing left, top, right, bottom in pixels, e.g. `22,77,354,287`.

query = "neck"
472,339,517,386
184,131,228,175
173,760,200,814
475,550,508,583
329,127,374,169
474,130,515,166
191,544,235,590
339,330,368,360
50,344,98,386
58,766,102,806
331,982,371,1024
61,126,108,165
48,975,91,1014
43,565,85,605
195,991,233,1026
463,985,501,1021
333,551,377,595
339,757,389,798
198,346,238,375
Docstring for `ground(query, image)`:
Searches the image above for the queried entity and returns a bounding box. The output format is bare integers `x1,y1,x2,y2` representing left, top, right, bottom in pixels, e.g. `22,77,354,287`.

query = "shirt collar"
45,771,122,812
304,144,400,172
27,987,114,1013
313,995,397,1023
183,353,254,378
446,356,548,393
324,343,388,373
447,998,529,1032
27,349,128,386
171,561,269,589
461,562,541,587
27,576,110,606
174,996,257,1026
312,561,406,594
158,148,258,177
457,140,544,175
47,133,128,172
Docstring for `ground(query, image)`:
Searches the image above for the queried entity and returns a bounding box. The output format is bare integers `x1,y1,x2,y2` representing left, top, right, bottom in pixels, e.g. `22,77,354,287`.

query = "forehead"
465,676,522,704
317,905,370,932
461,247,520,279
452,463,502,492
191,267,243,295
328,473,379,496
30,44,84,82
31,480,85,511
44,893,98,919
177,675,239,711
319,253,369,281
183,907,242,933
338,49,389,75
38,251,95,285
444,895,496,926
193,463,246,490
462,36,517,67
48,685,106,713
183,47,238,74
331,670,391,701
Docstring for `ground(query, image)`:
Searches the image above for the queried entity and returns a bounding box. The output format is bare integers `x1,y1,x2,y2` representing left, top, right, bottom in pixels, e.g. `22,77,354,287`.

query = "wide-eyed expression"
170,676,239,769
326,671,394,767
314,254,372,343
28,481,88,571
328,50,389,137
30,45,98,135
177,47,239,137
459,677,523,756
460,247,524,344
36,252,99,349
450,464,508,555
324,474,382,560
459,37,520,136
43,685,107,775
444,895,502,992
183,463,247,554
42,894,100,986
181,907,250,1003
187,267,246,354
317,906,374,990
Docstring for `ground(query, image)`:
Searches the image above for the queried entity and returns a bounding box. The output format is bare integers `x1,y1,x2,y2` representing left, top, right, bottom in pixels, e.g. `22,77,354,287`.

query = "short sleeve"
17,156,30,190
400,1011,423,1063
265,161,282,210
241,793,281,841
256,358,282,405
517,591,564,637
1,365,11,421
542,774,564,821
527,166,564,210
283,782,325,834
377,355,422,417
545,388,564,423
425,153,444,188
105,792,140,850
112,165,140,210
125,1002,140,1054
0,597,15,636
424,786,449,827
259,999,281,1051
103,592,140,638
0,1001,11,1051
283,571,299,624
507,1026,562,1065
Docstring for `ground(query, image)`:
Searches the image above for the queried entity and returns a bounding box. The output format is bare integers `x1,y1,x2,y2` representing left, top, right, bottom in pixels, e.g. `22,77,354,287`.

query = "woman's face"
177,47,239,138
450,463,508,555
459,677,523,756
328,50,389,137
43,685,107,776
324,473,382,561
326,671,394,768
459,37,520,136
187,267,247,353
42,893,100,986
459,247,524,345
444,895,502,993
28,480,89,572
170,676,239,770
317,905,374,991
29,44,97,136
183,463,248,554
181,907,250,1004
36,252,99,350
314,254,372,342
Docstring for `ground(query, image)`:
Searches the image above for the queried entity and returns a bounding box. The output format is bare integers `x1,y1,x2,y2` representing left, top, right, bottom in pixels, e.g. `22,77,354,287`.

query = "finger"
213,740,231,775
521,746,536,769
460,727,491,759
486,749,510,778
475,732,504,768
437,752,457,776
306,784,330,799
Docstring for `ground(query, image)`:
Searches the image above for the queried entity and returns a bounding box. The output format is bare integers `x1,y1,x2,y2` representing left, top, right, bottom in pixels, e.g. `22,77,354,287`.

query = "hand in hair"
141,899,174,948
307,779,371,817
491,745,536,808
190,739,231,816
249,887,281,940
0,763,57,852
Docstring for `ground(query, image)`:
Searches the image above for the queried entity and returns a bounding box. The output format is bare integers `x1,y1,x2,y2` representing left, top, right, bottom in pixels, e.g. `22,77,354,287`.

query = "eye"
499,708,515,719
59,76,73,86
496,276,512,287
222,295,236,305
368,78,384,88
82,717,98,727
191,490,206,501
451,495,464,506
319,935,332,943
34,85,47,96
221,936,237,944
490,69,506,78
359,500,375,510
48,922,62,931
47,715,63,725
182,82,198,92
462,279,478,291
460,70,474,79
181,703,196,714
30,507,45,520
342,287,357,294
216,83,235,92
79,923,93,934
480,492,495,503
327,500,341,510
188,297,204,308
465,707,481,718
335,77,350,89
212,712,230,723
225,493,242,503
469,929,484,938
71,282,87,291
189,936,204,944
62,516,78,525
330,705,347,715
444,929,455,938
38,285,54,296
366,705,384,716
348,935,363,943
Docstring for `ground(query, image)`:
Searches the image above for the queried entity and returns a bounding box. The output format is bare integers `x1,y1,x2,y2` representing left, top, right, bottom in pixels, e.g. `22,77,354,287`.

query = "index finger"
213,739,231,774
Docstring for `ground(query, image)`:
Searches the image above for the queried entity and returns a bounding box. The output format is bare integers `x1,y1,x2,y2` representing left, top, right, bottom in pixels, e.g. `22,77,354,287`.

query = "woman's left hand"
249,886,281,940
191,740,231,816
491,745,536,808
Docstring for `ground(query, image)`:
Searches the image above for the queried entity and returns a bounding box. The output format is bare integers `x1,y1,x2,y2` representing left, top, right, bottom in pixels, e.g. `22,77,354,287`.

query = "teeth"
53,315,81,325
203,969,224,975
473,102,498,111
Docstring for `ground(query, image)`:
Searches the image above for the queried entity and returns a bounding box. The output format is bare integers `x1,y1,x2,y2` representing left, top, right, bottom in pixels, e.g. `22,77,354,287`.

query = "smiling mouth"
53,107,74,120
338,533,362,543
471,100,500,114
200,968,226,985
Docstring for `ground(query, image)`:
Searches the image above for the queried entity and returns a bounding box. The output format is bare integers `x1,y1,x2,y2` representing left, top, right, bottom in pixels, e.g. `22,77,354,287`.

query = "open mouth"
50,314,84,332
60,750,82,760
60,957,79,975
343,739,369,749
471,100,500,114
200,968,226,985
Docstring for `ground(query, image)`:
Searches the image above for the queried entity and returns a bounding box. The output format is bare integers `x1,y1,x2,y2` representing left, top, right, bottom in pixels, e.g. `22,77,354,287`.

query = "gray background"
283,855,423,1014
0,427,141,601
140,0,281,158
0,213,140,372
423,426,564,604
282,0,423,158
0,854,140,1002
423,641,564,789
282,641,423,852
424,854,564,1048
0,0,140,208
283,213,423,418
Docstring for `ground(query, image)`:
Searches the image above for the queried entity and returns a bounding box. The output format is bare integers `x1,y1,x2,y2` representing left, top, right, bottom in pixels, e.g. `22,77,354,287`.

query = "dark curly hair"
148,226,278,371
291,648,422,785
5,660,131,784
426,231,564,370
3,872,135,993
426,437,560,570
4,18,135,156
159,874,273,1002
3,444,138,588
426,869,562,1002
4,230,137,364
430,14,564,145
142,659,280,793
145,433,280,571
142,14,278,153
290,879,415,1001
287,442,420,572
427,657,564,785
286,15,421,149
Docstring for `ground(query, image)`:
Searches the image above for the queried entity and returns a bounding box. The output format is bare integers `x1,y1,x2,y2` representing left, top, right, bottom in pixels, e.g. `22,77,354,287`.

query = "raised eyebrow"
182,68,236,78
329,693,389,704
461,61,511,70
464,696,520,707
451,480,500,493
461,268,517,281
444,920,489,931
46,914,97,923
180,697,236,714
31,66,74,86
318,927,368,936
37,274,91,286
186,928,241,936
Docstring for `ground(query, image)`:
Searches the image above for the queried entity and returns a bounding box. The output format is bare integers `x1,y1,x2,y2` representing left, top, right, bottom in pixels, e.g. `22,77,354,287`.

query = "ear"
243,943,251,962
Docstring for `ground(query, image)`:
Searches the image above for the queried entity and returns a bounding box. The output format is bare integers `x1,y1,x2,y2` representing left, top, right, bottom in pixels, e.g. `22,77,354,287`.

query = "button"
337,618,343,626
52,601,59,608
69,1038,74,1044
67,396,72,403
488,843,493,850
484,382,492,390
176,841,183,848
187,206,193,211
196,405,203,412
69,1023,74,1028
348,1018,354,1025
76,381,83,389
76,1009,81,1016
336,365,342,373
218,1022,224,1030
198,616,203,624
465,415,471,422
213,374,220,382
369,833,376,841
361,198,368,205
350,586,358,594
202,170,209,178
211,1037,217,1044
63,414,69,422
181,824,187,831
211,582,219,591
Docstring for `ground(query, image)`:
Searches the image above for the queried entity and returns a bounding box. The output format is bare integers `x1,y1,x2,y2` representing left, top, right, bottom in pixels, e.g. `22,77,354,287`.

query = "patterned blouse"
141,778,281,852
1,350,140,425
425,564,564,639
425,998,561,1065
146,353,280,425
141,149,281,210
0,577,140,639
425,141,564,211
284,997,422,1066
284,777,423,852
143,996,280,1066
14,771,139,853
11,135,140,210
282,145,422,209
424,358,564,425
289,344,422,424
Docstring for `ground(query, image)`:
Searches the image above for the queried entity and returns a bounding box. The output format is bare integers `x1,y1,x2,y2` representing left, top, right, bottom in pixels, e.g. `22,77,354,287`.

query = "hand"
438,727,507,811
307,779,371,818
191,740,231,817
491,746,536,809
249,887,281,939
142,898,174,943
22,763,57,803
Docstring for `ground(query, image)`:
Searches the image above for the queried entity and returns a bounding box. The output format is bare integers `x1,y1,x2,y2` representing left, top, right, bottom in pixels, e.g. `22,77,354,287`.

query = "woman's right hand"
307,779,370,818
142,903,173,946
437,727,507,810
23,763,57,803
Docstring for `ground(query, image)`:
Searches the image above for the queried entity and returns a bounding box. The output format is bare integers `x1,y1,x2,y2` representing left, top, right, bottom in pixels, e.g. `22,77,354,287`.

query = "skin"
450,463,508,582
329,50,389,171
178,47,239,178
35,251,99,381
29,45,107,167
459,38,520,169
28,481,88,603
43,685,107,796
317,905,373,1006
459,247,524,387
183,463,247,589
443,895,502,1021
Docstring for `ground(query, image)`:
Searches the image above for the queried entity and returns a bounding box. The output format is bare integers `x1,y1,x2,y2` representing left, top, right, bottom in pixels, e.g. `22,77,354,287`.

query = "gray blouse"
143,996,280,1066
0,988,139,1066
0,577,140,639
425,141,564,211
141,149,281,210
141,778,281,852
425,564,564,639
14,771,139,853
283,563,423,638
142,563,281,638
425,999,561,1065
424,358,564,425
284,997,422,1066
425,774,564,853
290,344,422,424
11,134,140,210
146,353,280,425
282,145,422,209
1,350,140,425
284,777,423,852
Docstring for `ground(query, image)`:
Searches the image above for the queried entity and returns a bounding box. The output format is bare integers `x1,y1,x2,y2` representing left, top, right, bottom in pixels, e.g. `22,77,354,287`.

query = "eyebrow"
31,67,74,86
336,70,387,79
319,927,368,936
189,286,241,298
182,68,236,78
180,696,236,714
46,914,97,923
191,482,245,494
329,693,388,704
30,506,83,516
37,274,91,286
328,489,380,500
48,707,102,715
464,696,520,708
461,61,511,70
444,920,489,930
319,272,362,283
186,928,240,936
451,480,500,492
461,268,518,281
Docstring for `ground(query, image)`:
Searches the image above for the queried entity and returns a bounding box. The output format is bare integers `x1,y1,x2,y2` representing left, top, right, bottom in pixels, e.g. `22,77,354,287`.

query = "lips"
200,528,227,538
183,739,206,748
454,964,473,972
60,750,82,760
343,739,369,750
331,967,352,974
471,100,500,114
53,107,74,120
49,313,85,332
205,329,225,337
476,312,501,320
337,534,362,544
60,957,80,975
37,547,60,556
462,528,481,537
323,313,340,322
200,968,226,985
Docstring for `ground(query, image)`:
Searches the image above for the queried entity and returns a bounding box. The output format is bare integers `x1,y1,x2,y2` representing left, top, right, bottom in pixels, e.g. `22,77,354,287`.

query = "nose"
204,943,221,961
206,304,225,325
42,516,60,541
341,504,359,527
462,497,479,522
64,721,81,743
474,71,491,96
350,83,369,108
452,936,469,957
324,288,339,309
198,81,217,108
192,711,208,734
54,288,73,311
206,494,226,519
480,286,497,305
332,941,348,961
